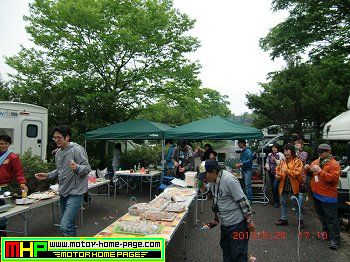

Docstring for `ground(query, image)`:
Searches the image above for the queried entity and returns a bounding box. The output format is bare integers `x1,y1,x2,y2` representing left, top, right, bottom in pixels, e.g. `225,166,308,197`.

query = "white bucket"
185,171,197,187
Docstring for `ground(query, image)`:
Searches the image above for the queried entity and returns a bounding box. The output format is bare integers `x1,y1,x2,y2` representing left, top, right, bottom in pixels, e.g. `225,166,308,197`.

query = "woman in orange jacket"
275,143,304,227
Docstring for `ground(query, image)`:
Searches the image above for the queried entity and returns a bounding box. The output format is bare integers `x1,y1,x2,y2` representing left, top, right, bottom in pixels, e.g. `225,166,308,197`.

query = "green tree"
255,0,350,141
260,0,350,61
0,75,10,101
137,87,230,126
227,112,254,126
6,0,202,143
246,61,350,140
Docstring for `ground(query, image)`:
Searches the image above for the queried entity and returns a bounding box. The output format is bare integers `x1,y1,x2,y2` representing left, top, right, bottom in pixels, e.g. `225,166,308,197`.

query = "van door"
21,120,43,158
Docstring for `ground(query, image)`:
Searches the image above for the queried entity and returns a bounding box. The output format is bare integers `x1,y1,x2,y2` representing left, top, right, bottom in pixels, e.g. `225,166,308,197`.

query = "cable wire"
290,195,301,262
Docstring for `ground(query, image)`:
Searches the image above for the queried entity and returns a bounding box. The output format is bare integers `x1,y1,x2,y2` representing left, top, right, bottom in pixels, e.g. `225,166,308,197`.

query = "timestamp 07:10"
298,231,328,240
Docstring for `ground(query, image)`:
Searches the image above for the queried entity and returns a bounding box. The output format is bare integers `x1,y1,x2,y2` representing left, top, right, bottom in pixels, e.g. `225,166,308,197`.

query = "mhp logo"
5,241,48,258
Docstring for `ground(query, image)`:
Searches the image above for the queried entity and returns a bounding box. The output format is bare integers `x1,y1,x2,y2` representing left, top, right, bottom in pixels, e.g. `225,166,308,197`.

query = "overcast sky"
0,0,288,115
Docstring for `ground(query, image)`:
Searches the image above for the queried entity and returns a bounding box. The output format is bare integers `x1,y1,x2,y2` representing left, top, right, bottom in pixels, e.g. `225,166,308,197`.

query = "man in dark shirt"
171,139,194,179
235,140,254,204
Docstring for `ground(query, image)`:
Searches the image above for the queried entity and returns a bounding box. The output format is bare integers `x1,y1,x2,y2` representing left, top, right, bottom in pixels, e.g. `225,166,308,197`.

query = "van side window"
27,124,38,138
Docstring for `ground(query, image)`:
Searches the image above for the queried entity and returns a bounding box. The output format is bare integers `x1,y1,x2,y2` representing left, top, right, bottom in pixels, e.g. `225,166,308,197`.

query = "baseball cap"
318,144,331,151
198,159,219,180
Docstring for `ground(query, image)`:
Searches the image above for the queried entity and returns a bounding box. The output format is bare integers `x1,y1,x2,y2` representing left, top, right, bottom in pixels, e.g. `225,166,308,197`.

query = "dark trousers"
314,197,340,245
268,172,280,204
220,220,249,262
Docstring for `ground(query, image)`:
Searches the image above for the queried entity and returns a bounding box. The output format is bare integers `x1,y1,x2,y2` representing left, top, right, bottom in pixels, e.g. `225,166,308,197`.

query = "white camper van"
323,95,350,214
0,101,48,160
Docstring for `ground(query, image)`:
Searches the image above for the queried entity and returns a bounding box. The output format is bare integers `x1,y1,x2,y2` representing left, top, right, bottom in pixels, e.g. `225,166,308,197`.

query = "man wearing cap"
305,144,341,250
199,160,255,262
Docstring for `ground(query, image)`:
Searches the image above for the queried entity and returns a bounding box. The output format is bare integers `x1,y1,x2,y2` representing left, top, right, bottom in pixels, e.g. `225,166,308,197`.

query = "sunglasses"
317,149,329,154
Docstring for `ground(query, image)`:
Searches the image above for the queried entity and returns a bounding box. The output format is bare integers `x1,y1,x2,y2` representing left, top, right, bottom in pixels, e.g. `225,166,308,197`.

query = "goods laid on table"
15,198,36,205
180,189,196,196
148,196,169,212
171,196,187,202
141,211,176,222
28,191,57,200
164,187,196,197
165,202,186,213
128,203,150,216
114,219,161,235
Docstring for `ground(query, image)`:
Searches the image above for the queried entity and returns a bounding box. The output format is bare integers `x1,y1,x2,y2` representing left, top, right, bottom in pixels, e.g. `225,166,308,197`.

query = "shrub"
120,144,162,169
19,149,56,193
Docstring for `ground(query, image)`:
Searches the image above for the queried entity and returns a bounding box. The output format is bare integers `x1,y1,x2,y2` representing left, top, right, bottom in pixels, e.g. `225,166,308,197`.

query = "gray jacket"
48,142,91,197
171,145,194,172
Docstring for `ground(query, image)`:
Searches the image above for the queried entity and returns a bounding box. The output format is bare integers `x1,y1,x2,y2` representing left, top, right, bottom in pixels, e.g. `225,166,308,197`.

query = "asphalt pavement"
4,184,350,262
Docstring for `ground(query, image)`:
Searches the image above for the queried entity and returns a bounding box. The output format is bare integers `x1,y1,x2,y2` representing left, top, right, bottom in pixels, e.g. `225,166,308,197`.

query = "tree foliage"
5,0,230,165
0,75,10,101
137,88,230,126
251,0,350,142
246,59,350,139
260,0,350,61
5,0,213,139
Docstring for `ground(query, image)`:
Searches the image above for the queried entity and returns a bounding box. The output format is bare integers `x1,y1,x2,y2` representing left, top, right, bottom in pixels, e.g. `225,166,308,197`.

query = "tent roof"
85,119,172,140
323,110,350,140
164,116,263,140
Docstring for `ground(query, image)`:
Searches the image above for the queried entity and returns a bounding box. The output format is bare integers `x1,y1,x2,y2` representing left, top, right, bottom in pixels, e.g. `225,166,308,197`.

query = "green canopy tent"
85,119,172,140
164,116,267,204
85,119,172,170
164,116,263,140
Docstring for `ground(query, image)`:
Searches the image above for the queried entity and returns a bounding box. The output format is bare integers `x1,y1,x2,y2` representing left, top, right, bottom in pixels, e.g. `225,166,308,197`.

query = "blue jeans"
297,192,304,219
242,170,253,201
60,195,83,236
281,191,303,220
269,172,280,204
280,191,289,220
220,220,249,262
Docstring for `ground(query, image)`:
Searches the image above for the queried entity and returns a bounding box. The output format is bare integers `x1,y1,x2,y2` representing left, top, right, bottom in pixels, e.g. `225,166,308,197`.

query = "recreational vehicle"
0,101,48,160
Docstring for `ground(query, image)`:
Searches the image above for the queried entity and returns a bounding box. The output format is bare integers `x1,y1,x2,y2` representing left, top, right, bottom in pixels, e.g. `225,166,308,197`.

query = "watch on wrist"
246,218,252,223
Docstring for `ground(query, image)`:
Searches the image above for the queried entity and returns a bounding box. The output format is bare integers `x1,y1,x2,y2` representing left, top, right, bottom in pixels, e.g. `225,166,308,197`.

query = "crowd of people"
162,138,342,261
264,140,341,251
0,129,343,261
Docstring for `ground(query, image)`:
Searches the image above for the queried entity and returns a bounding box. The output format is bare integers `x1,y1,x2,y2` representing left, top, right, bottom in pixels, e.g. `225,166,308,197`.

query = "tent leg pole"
161,139,165,181
84,140,87,150
261,144,266,204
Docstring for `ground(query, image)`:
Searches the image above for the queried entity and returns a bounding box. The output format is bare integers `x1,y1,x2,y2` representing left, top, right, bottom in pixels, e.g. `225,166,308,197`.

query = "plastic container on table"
185,171,197,187
128,203,149,216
